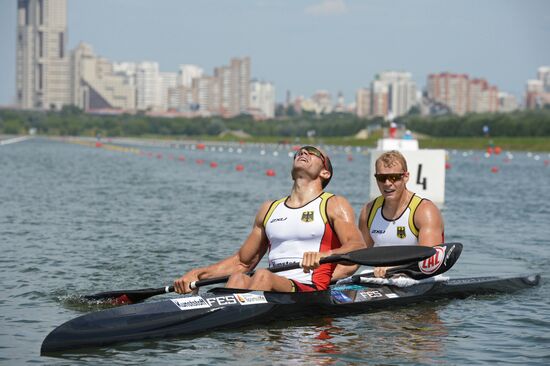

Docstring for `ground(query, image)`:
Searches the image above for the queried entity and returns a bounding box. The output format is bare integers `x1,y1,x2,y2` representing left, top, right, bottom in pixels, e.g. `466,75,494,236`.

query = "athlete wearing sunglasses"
293,146,333,188
175,145,365,295
358,150,445,278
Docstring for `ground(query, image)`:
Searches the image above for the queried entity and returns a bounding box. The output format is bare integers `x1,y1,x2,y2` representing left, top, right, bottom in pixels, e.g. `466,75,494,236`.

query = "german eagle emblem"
301,211,314,222
397,226,406,239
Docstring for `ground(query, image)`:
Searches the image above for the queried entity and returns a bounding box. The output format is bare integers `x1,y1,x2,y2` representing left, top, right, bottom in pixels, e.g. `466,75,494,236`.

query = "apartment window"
38,64,43,90
39,0,44,25
38,32,43,58
59,33,64,58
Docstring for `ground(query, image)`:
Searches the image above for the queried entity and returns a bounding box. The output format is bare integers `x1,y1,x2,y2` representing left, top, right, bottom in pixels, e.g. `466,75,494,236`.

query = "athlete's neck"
383,190,412,220
287,178,323,207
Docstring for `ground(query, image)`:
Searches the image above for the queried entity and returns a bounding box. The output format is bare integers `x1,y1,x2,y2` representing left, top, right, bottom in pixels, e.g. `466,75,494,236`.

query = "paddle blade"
325,245,436,267
83,287,171,305
387,242,463,279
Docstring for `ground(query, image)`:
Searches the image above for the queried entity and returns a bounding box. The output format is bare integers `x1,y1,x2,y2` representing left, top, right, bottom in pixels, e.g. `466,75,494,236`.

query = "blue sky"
1,0,549,106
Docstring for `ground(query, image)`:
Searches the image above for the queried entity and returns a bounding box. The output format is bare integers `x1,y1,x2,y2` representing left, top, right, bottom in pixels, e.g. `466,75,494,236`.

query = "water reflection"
220,305,450,365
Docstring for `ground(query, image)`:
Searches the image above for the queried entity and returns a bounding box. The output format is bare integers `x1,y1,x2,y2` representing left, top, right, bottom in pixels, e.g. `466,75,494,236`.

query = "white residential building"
498,92,518,112
375,71,417,118
70,43,135,110
249,80,275,119
136,62,162,111
178,64,203,88
160,72,177,111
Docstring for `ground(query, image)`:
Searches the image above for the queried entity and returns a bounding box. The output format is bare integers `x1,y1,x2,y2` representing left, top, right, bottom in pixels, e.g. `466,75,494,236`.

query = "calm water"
1,137,549,365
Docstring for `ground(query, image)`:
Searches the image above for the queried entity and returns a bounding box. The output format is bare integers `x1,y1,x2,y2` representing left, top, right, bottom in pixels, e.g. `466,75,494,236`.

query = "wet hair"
376,150,408,172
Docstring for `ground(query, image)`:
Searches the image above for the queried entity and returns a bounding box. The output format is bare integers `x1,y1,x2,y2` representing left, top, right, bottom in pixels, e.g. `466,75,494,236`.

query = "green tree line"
1,106,550,138
402,108,550,137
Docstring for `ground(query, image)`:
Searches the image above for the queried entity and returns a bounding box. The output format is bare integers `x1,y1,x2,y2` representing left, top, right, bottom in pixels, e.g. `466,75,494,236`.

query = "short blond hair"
375,150,408,172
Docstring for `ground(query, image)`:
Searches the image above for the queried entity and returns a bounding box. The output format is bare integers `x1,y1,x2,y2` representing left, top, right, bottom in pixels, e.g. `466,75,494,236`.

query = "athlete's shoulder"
324,193,352,209
258,197,286,225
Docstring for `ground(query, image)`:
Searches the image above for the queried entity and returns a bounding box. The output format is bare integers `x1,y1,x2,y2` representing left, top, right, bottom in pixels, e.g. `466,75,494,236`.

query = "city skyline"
1,0,549,106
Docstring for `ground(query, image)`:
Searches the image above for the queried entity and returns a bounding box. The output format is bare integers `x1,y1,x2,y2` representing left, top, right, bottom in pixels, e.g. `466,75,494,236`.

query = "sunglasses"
374,173,405,183
294,146,329,171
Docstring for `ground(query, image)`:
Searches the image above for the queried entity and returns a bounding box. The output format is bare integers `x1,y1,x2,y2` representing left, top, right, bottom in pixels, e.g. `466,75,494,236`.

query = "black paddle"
347,242,463,282
84,245,436,304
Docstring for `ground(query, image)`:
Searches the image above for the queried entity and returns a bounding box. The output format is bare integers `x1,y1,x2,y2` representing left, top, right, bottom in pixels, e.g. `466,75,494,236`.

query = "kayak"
41,273,540,354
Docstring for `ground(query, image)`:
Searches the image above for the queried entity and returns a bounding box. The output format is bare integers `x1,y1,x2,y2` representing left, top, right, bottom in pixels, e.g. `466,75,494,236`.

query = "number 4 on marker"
416,164,427,190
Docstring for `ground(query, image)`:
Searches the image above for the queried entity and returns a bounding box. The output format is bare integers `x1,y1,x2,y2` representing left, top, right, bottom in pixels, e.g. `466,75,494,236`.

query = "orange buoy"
292,145,301,151
544,160,550,166
494,146,502,155
445,162,451,170
491,166,499,173
178,155,185,161
210,162,218,168
196,159,205,165
266,169,276,177
235,164,244,171
196,143,206,150
347,155,353,162
486,147,493,155
95,142,103,148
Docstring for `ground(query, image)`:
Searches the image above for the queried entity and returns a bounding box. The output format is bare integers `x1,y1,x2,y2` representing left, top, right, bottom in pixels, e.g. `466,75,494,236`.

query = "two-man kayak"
41,273,540,355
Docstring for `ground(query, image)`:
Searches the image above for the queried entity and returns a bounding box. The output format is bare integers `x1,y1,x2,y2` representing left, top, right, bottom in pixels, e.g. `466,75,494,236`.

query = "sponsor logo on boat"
235,293,268,305
331,290,353,303
301,211,314,222
419,246,445,274
270,217,287,223
358,290,384,299
371,229,385,234
171,296,211,310
396,226,406,239
206,295,238,307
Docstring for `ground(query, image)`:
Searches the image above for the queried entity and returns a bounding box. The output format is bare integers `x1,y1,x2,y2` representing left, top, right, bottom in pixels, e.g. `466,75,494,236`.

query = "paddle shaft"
85,245,436,303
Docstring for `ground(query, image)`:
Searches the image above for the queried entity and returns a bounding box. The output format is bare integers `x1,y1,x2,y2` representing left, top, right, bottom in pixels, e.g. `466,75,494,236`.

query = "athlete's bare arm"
174,201,271,293
303,196,366,279
358,201,375,248
414,200,445,246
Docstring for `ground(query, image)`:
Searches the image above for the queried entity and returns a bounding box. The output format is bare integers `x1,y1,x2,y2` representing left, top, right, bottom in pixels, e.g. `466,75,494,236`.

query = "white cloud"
305,0,349,16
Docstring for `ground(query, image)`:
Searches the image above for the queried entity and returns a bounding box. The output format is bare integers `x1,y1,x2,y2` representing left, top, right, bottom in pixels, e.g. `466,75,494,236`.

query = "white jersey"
367,194,423,247
263,192,341,289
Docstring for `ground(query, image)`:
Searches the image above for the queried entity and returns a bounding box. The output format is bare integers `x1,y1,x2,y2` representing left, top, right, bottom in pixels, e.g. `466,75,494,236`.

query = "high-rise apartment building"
427,73,469,115
468,79,498,113
159,72,177,111
71,43,136,110
537,66,550,92
371,80,389,118
192,76,220,115
136,62,162,111
213,57,250,117
178,65,203,88
498,92,518,112
355,88,371,118
525,66,550,109
16,0,70,109
249,80,275,119
375,71,417,117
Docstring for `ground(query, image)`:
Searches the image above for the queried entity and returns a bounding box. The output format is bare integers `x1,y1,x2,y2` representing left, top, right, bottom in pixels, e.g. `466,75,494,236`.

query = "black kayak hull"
41,274,541,355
